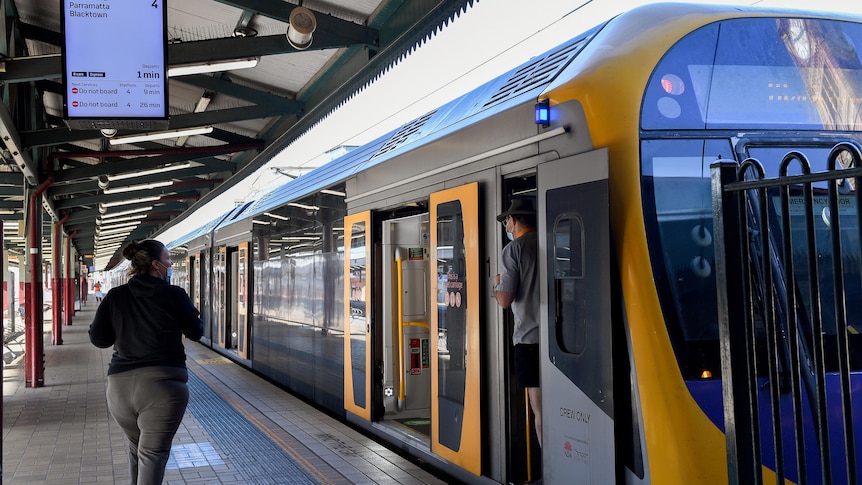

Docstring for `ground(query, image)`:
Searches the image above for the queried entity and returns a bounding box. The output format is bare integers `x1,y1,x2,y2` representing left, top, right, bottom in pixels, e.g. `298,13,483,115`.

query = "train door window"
214,247,227,348
227,246,238,350
553,214,586,354
199,251,210,341
189,256,196,298
435,201,467,444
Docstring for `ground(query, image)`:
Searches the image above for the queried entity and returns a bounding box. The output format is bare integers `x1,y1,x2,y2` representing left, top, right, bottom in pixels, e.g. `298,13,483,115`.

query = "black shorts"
513,343,540,388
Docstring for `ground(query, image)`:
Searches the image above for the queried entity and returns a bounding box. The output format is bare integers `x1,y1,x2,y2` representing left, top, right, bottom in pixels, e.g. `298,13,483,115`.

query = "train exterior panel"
153,4,862,484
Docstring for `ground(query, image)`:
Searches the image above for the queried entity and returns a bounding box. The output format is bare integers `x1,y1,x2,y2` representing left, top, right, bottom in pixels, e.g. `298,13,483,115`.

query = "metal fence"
711,141,862,485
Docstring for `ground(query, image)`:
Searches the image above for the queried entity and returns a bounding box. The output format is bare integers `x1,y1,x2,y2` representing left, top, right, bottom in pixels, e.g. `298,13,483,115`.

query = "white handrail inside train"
344,126,569,203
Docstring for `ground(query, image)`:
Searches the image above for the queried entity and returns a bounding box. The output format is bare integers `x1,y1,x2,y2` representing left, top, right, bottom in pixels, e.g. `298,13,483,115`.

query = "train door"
198,250,211,343
214,247,226,348
430,184,481,476
227,247,237,350
188,255,196,302
344,211,372,420
235,243,249,359
537,149,614,483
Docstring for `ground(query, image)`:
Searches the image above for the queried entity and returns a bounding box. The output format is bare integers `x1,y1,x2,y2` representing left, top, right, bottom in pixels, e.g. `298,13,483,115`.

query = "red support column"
51,212,69,344
26,177,52,388
65,230,77,324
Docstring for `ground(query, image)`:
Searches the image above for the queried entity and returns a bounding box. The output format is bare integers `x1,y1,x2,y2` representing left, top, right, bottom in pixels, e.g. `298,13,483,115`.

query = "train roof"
165,201,254,249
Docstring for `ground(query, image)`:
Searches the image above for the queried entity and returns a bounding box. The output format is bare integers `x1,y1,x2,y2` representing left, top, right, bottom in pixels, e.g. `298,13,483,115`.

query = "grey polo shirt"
498,230,540,345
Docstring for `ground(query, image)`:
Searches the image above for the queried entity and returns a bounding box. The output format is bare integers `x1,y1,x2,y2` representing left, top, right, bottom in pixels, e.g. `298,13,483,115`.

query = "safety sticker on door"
410,338,421,374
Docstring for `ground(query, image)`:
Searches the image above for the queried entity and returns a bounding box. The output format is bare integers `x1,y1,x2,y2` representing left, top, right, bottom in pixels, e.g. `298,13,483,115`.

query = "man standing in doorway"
493,198,542,451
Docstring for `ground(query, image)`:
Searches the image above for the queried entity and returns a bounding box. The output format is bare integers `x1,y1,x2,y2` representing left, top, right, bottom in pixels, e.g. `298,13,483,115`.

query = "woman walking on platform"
89,239,204,484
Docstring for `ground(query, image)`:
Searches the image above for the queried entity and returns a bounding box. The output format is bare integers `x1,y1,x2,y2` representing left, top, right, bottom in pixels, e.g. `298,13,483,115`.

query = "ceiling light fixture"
97,228,136,238
99,206,153,219
98,214,148,226
264,212,290,221
177,93,214,147
287,7,316,50
109,126,213,146
101,196,161,209
96,233,132,243
321,189,346,197
103,180,174,195
287,202,319,211
167,57,259,77
97,219,142,231
108,163,191,182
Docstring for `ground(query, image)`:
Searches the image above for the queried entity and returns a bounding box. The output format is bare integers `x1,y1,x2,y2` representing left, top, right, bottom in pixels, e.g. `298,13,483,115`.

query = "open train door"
537,148,614,483
343,211,372,420
430,184,481,476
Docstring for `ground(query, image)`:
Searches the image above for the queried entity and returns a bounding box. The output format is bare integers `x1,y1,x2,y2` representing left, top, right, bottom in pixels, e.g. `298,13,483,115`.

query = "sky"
156,0,862,244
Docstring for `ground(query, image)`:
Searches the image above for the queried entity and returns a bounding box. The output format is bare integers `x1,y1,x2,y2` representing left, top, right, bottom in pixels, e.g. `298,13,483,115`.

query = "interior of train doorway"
500,172,542,484
214,244,250,361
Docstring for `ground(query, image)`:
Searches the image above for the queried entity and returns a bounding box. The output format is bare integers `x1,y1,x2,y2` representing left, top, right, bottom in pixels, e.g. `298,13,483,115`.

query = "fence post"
711,161,762,485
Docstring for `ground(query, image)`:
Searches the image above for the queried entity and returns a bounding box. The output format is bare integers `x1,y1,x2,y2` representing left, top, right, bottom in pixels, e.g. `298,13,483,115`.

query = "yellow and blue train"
110,3,862,483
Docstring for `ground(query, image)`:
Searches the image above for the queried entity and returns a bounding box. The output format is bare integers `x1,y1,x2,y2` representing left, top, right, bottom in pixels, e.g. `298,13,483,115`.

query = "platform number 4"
152,0,158,7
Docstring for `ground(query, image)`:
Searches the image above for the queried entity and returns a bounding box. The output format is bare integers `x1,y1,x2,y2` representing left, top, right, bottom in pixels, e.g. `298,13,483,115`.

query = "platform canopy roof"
0,0,474,269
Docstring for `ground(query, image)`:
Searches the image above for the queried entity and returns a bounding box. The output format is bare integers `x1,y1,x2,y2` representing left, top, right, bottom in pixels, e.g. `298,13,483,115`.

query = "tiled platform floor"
2,303,449,485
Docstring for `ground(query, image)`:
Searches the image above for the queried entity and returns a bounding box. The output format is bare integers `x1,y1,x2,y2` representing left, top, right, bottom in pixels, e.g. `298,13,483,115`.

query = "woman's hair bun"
122,241,139,260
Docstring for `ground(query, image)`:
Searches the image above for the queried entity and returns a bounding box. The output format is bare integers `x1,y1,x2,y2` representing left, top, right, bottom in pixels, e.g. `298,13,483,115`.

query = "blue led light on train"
535,99,550,127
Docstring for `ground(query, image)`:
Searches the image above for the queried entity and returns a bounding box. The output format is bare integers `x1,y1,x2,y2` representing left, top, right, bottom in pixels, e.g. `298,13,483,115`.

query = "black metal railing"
711,141,862,485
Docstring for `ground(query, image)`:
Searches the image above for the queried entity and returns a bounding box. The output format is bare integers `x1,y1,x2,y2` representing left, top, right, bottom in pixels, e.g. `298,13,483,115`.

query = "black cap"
496,198,535,222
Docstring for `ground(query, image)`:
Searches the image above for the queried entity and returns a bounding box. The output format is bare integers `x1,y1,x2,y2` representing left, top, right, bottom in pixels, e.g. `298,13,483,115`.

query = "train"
106,3,862,483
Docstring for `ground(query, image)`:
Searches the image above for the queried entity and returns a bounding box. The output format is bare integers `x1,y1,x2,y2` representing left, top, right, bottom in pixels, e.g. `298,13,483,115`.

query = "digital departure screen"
62,0,169,130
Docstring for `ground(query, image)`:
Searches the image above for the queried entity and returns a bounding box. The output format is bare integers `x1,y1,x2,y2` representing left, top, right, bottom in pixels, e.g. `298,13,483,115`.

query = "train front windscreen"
640,16,862,381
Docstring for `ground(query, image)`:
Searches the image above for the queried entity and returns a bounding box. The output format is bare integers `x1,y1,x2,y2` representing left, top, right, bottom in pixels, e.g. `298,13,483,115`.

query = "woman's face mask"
157,261,172,283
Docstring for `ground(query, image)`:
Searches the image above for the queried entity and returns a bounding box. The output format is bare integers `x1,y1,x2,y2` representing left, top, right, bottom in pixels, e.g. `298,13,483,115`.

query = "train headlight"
660,74,685,95
535,99,550,127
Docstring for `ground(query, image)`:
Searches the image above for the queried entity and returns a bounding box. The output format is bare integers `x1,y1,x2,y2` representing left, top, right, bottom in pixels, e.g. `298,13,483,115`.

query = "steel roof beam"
48,167,229,198
53,188,201,211
0,172,23,185
173,74,302,111
0,200,24,209
52,154,236,184
65,202,191,226
0,185,26,197
21,104,280,147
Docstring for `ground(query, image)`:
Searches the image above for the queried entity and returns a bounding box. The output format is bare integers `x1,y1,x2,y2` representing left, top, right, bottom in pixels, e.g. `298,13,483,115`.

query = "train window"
348,220,367,408
553,215,584,279
643,17,862,131
641,138,735,378
746,146,862,371
553,214,586,355
435,200,469,450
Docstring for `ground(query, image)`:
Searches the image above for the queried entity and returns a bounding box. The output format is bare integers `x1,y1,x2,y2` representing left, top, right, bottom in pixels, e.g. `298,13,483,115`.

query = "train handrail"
396,256,406,409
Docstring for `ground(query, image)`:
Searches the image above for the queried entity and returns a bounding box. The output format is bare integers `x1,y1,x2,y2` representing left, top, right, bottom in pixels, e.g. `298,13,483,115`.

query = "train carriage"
156,3,862,483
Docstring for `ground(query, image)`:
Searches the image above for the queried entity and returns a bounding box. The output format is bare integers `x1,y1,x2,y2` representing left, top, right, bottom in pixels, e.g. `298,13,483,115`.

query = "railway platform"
2,303,449,485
